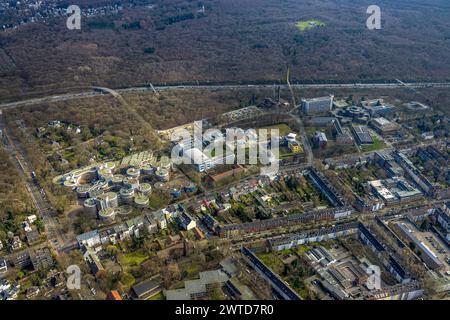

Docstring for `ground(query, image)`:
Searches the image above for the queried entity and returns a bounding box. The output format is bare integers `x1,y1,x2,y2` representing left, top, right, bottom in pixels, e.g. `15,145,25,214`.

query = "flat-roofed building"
313,131,328,149
0,259,7,274
302,95,334,115
225,277,257,300
393,151,434,195
241,247,301,300
395,222,443,270
76,230,101,248
369,180,395,203
369,178,422,204
30,247,53,270
184,148,214,172
436,208,450,232
370,117,399,136
10,251,31,269
365,280,423,300
361,99,395,117
131,275,163,300
352,125,373,145
95,192,118,211
165,270,229,300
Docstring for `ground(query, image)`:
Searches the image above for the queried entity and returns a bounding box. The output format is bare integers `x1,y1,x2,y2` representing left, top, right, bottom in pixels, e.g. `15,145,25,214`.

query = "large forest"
1,0,450,101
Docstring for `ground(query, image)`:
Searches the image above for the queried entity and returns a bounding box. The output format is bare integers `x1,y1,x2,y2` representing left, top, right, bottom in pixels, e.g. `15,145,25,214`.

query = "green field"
261,123,293,137
361,136,387,152
119,252,149,268
149,292,165,300
257,252,284,274
296,19,326,32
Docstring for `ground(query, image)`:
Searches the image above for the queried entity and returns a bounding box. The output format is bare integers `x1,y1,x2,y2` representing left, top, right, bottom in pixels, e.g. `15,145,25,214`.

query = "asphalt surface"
0,114,73,254
1,81,450,110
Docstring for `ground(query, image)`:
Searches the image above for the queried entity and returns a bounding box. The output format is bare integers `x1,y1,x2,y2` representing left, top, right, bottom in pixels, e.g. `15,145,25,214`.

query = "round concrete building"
138,183,152,195
83,198,97,215
155,168,169,182
98,207,116,222
126,167,141,178
119,187,135,204
134,195,149,208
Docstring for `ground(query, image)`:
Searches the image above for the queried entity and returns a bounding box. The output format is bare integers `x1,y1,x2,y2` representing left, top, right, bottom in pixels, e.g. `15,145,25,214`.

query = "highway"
1,81,450,110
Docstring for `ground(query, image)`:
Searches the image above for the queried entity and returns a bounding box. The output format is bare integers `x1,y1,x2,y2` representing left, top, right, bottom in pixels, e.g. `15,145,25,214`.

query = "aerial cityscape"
0,0,449,306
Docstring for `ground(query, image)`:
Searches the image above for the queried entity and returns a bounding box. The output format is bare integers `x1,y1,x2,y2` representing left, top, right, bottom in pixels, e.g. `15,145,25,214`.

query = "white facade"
76,230,101,248
184,148,214,172
302,95,334,115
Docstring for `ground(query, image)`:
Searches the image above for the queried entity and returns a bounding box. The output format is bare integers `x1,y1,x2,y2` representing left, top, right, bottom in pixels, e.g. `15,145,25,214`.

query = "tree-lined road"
0,114,73,254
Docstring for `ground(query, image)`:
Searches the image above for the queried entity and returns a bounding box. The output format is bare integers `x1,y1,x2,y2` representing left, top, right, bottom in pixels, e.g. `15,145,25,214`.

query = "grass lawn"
119,251,149,268
296,19,326,32
180,262,200,279
280,146,302,158
261,123,293,137
148,191,171,209
361,136,387,152
149,292,165,300
257,252,284,274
